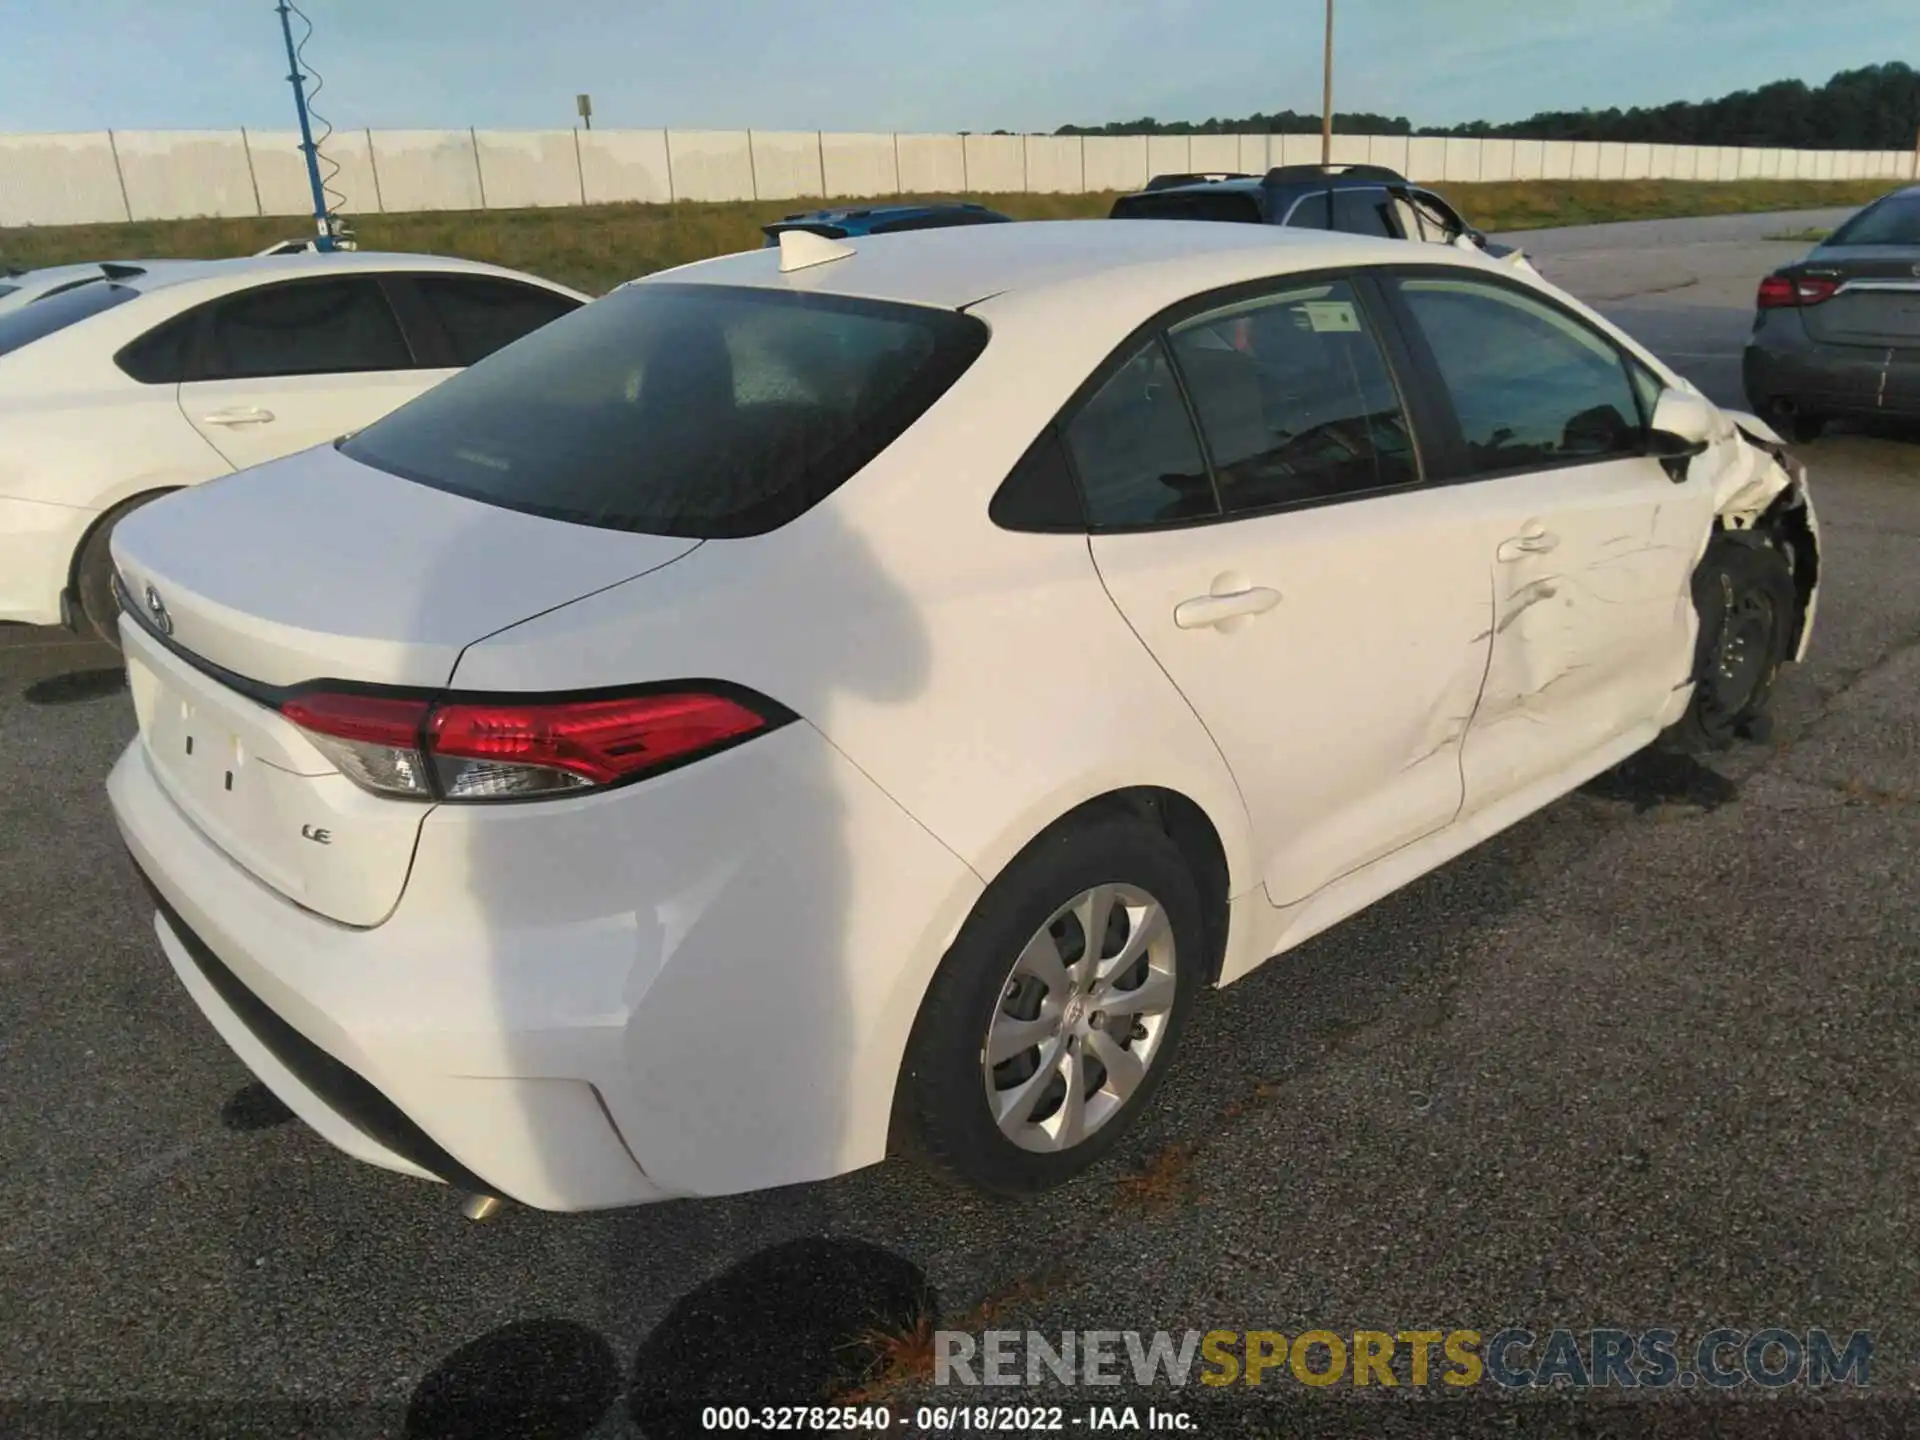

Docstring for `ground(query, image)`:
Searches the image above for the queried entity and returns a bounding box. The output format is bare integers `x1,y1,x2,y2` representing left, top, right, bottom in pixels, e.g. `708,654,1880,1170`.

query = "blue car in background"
761,202,1013,245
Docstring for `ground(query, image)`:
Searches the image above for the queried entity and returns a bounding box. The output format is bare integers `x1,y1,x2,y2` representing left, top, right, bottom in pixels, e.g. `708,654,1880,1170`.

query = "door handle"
202,407,276,426
1496,528,1560,562
1174,585,1282,630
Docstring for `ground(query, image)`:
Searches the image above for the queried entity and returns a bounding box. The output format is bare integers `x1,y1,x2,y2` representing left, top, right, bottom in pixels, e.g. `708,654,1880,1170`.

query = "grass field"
0,179,1891,295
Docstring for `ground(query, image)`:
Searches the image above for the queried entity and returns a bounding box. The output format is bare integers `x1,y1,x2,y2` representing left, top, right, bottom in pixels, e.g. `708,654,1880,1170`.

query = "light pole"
1320,0,1335,166
275,0,336,250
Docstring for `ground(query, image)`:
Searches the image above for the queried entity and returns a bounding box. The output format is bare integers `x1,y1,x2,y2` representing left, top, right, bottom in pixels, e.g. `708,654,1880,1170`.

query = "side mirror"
1451,230,1480,251
1648,386,1718,478
1650,386,1718,448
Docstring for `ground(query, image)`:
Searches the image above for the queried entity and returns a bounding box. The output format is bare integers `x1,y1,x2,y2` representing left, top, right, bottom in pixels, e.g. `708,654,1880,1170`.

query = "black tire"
1766,403,1826,445
894,813,1204,1197
72,494,162,650
1661,534,1797,754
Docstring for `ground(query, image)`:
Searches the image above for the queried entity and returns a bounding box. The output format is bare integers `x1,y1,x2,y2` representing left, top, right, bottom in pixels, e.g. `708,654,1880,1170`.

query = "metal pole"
1320,0,1334,166
276,0,335,250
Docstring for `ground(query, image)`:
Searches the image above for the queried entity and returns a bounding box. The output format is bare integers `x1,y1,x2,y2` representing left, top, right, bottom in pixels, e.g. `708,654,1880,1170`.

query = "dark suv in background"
1110,163,1524,260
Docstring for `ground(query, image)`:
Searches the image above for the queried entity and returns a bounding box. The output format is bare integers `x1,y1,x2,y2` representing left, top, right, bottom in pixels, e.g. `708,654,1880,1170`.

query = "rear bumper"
1744,328,1920,419
108,716,984,1211
0,495,93,628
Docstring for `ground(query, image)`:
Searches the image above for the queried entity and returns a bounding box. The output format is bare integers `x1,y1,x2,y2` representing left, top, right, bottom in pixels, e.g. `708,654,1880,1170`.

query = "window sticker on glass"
1301,300,1361,333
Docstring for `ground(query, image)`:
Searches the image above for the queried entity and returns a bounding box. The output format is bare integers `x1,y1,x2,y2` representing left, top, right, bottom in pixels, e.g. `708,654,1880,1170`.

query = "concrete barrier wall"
964,133,1025,193
578,130,673,205
1023,134,1081,193
666,130,756,203
895,133,966,194
0,132,124,226
0,126,1909,226
475,130,582,209
821,132,896,199
749,131,825,202
1082,134,1146,192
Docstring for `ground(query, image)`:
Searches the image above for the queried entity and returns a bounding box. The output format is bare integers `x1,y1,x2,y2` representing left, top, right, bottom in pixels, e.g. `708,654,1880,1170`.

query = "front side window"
1167,279,1417,513
196,277,413,381
342,282,987,539
1063,339,1215,528
408,275,580,368
1390,275,1643,474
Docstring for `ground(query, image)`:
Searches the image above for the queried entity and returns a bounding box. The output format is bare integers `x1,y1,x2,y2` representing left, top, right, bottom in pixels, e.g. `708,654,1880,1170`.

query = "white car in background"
0,252,588,644
109,221,1818,1213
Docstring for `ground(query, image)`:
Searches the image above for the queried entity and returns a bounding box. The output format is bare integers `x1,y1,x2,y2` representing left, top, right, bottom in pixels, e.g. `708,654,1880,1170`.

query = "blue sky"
2,0,1914,135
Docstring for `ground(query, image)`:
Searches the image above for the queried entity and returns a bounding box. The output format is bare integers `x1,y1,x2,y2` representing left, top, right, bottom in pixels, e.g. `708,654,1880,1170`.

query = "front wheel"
894,815,1203,1196
1661,534,1797,753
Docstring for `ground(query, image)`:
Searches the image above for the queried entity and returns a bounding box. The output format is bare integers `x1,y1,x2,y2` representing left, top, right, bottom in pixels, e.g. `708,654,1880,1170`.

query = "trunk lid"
111,444,702,926
1793,248,1920,348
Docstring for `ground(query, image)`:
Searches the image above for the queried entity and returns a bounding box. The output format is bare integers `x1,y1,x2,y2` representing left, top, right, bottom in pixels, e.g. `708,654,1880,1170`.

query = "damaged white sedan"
109,221,1817,1211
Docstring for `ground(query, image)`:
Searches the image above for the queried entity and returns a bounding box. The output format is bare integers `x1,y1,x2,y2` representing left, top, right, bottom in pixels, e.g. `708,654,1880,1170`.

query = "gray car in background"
1744,184,1920,441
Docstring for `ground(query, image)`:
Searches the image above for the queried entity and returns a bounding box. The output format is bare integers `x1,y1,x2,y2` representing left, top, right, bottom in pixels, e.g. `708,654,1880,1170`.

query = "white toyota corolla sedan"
0,251,586,645
107,220,1820,1212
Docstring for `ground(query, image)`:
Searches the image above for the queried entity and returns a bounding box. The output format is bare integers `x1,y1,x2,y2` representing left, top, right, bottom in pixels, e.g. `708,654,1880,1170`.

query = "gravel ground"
1,209,1916,1439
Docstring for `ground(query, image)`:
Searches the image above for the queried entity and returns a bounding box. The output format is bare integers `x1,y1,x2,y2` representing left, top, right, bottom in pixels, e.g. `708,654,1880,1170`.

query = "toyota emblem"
144,584,174,636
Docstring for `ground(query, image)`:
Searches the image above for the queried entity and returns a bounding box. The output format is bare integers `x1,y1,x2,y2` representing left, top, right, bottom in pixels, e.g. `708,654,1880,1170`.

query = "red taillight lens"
427,692,770,798
280,688,776,801
1757,274,1838,309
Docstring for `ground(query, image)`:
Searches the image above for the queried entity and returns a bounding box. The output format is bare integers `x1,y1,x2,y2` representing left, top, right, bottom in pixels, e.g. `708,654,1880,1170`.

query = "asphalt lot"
3,209,1917,1439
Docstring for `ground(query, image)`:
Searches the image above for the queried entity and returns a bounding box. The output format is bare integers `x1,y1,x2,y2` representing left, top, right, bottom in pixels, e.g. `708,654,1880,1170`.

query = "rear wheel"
895,815,1203,1196
73,494,165,650
1662,535,1797,753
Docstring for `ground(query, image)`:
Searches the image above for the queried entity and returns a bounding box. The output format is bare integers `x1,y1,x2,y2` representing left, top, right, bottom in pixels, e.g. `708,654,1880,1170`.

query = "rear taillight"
1757,274,1838,309
280,687,780,801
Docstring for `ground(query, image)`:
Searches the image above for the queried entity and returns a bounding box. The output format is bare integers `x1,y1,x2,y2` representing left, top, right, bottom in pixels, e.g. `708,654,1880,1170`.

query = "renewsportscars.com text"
935,1327,1873,1390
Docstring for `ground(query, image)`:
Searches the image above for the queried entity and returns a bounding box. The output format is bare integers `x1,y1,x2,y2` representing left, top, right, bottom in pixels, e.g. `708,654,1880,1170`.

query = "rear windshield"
0,280,137,359
1110,190,1266,224
340,282,989,538
1825,195,1920,248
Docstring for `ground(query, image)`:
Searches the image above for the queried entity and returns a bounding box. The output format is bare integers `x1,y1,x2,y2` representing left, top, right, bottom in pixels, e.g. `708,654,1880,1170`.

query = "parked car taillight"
280,688,783,801
1757,274,1839,309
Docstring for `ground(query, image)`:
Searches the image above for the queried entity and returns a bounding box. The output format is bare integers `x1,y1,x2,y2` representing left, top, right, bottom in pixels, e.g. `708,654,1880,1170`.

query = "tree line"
1053,63,1920,150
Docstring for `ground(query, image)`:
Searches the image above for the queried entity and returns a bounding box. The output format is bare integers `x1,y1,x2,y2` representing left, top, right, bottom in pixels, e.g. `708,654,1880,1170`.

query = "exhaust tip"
460,1193,507,1222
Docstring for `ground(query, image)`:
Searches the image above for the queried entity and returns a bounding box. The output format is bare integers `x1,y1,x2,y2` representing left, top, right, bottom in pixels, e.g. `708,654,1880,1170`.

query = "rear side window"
1167,280,1417,513
0,281,138,359
409,275,581,367
1390,275,1643,473
1063,339,1215,527
0,283,18,299
1110,191,1265,224
194,277,413,380
118,312,198,383
341,283,988,539
1825,194,1920,247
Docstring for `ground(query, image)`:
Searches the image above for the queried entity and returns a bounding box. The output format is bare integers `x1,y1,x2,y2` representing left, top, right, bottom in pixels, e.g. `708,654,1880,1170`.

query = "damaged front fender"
1709,409,1822,663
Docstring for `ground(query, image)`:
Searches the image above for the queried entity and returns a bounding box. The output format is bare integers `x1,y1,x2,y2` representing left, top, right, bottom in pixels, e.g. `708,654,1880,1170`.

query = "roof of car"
652,217,1436,310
